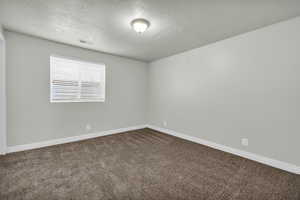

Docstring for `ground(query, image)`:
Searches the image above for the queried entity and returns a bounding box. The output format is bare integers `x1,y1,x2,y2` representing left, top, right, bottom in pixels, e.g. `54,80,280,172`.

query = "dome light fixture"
131,18,150,33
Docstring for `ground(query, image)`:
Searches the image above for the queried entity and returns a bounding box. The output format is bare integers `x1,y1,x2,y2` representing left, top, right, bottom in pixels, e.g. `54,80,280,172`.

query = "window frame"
50,54,106,103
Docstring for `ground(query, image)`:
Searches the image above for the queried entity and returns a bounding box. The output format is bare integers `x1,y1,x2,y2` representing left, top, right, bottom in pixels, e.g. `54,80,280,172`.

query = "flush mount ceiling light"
131,18,150,33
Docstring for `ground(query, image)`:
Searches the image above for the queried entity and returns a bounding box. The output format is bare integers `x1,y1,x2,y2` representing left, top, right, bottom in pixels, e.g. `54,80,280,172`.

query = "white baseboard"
5,124,300,175
6,125,147,154
0,147,5,155
147,125,300,175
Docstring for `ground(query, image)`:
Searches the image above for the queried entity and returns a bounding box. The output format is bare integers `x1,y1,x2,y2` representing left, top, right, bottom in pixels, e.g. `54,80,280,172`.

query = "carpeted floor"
0,128,299,200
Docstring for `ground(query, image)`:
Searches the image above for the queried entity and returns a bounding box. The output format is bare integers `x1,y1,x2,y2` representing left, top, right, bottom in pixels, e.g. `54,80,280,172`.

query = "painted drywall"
6,31,148,146
0,26,6,154
148,17,300,166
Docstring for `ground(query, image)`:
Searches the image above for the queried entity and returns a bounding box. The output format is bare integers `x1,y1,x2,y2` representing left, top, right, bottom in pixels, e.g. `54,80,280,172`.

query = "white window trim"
50,54,106,103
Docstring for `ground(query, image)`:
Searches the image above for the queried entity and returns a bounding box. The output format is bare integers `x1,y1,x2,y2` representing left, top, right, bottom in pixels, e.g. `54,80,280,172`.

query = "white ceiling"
1,0,300,62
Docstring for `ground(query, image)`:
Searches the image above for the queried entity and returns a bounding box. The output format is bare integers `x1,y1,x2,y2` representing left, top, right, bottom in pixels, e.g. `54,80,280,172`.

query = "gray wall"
0,27,6,153
5,17,300,166
6,31,148,146
148,17,300,166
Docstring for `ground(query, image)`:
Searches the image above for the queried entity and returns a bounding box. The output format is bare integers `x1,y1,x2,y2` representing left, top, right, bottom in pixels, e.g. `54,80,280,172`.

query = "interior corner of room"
0,1,299,199
2,17,300,172
0,25,7,156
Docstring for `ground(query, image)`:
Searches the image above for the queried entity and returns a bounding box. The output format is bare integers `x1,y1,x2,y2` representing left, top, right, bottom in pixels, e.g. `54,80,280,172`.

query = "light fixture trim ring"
131,18,151,33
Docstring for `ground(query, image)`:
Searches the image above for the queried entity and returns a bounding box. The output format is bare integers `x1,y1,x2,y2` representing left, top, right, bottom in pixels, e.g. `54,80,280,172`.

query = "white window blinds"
50,56,105,102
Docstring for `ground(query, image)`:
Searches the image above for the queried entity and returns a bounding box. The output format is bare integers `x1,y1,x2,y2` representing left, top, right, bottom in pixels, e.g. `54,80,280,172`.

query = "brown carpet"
0,128,299,200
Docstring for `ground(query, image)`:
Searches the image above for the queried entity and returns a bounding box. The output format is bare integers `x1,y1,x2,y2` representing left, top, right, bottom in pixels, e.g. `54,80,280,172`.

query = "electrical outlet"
241,138,249,146
163,121,167,127
86,124,92,132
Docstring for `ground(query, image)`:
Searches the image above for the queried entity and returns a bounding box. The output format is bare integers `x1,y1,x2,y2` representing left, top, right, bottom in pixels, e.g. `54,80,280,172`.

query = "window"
50,55,105,102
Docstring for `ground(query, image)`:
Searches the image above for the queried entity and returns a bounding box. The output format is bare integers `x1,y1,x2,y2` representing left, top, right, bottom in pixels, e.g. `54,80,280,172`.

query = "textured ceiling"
1,0,300,62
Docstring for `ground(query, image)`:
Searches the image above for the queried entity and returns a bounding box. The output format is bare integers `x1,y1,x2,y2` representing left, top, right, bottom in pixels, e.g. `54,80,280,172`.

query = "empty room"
0,1,299,199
